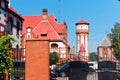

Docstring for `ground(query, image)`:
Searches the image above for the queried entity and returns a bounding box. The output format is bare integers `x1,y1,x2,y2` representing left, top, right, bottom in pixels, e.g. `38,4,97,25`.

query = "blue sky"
11,0,120,53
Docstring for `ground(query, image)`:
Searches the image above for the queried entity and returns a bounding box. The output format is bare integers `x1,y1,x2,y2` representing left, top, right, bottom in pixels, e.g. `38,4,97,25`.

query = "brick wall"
25,39,50,80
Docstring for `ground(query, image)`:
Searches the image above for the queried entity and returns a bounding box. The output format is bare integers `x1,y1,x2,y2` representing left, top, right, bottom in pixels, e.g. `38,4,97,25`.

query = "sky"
10,0,120,53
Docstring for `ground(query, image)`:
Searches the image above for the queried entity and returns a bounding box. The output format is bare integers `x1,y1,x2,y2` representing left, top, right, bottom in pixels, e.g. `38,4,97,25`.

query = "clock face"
77,25,88,30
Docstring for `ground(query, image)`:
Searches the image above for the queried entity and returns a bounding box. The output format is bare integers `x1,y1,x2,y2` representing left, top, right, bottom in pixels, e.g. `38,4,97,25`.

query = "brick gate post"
25,38,50,80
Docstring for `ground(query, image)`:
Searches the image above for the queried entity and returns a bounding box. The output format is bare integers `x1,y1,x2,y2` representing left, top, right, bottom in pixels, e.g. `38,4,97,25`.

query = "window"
41,34,47,36
51,43,58,48
81,26,83,28
27,27,31,33
27,34,31,39
17,22,20,36
104,54,107,61
7,18,13,34
103,48,107,51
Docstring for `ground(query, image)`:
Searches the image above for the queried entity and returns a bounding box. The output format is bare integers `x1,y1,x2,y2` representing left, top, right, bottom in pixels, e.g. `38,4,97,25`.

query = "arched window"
51,43,58,48
8,17,13,34
26,27,31,39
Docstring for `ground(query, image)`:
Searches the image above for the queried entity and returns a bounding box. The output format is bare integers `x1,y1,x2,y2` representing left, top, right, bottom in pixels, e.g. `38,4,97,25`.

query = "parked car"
50,70,58,79
56,62,70,77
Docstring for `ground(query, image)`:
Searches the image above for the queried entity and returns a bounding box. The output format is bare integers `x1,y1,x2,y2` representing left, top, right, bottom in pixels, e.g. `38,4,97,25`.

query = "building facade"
0,0,24,80
97,35,115,62
0,0,23,60
75,20,89,62
22,9,69,62
69,46,76,61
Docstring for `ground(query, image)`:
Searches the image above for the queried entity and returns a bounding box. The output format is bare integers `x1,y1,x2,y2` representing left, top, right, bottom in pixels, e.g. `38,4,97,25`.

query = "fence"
10,60,25,80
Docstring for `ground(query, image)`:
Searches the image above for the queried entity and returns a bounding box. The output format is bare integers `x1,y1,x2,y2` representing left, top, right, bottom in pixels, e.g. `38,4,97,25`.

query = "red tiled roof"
48,16,63,33
79,44,85,52
23,15,63,40
32,20,61,40
9,7,23,19
76,19,89,25
22,16,43,34
22,15,63,36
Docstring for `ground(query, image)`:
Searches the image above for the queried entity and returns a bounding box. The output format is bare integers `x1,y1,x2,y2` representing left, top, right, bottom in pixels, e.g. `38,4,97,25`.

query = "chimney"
42,9,48,15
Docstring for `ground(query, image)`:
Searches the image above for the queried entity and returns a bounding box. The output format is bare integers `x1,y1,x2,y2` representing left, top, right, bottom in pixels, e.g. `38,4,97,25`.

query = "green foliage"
110,22,120,60
0,35,17,77
89,52,98,61
50,52,59,65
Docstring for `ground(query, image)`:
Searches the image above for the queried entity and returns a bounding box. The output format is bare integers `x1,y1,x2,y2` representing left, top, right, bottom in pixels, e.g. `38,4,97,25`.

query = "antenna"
58,0,61,23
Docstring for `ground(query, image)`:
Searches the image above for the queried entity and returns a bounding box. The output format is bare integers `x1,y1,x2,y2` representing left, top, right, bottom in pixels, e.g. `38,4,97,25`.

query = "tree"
110,22,120,60
0,35,17,79
89,52,98,61
50,52,59,65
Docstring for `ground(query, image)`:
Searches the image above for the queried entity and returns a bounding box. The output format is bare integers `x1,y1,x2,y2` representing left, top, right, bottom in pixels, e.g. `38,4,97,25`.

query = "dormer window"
41,34,47,36
26,27,31,39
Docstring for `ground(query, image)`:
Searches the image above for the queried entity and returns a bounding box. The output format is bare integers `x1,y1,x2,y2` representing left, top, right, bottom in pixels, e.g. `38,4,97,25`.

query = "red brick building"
97,35,115,62
22,9,69,63
25,38,50,80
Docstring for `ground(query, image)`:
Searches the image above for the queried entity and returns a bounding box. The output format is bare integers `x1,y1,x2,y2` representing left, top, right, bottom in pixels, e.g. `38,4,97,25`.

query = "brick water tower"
75,19,89,62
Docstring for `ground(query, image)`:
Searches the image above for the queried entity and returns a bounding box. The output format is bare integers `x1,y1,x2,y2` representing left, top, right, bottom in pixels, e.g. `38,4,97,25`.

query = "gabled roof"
22,15,63,35
99,35,111,46
22,16,42,34
76,19,89,25
32,20,62,40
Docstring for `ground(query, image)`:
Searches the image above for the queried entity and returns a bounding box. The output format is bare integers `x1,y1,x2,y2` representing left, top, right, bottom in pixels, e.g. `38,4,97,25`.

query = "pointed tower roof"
79,44,86,52
99,35,111,46
76,19,89,25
